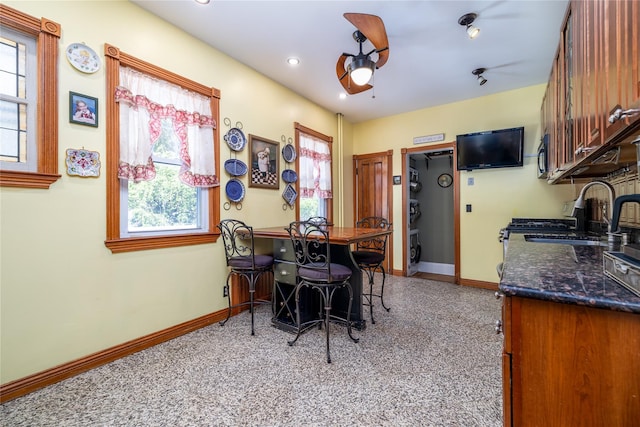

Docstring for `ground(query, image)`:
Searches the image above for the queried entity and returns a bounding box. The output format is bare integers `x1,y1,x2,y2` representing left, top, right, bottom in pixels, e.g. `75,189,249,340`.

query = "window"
0,5,61,188
294,122,333,223
105,44,221,253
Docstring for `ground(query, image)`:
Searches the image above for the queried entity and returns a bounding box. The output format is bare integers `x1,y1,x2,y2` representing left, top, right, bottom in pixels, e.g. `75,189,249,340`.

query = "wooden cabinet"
501,295,640,426
544,0,639,183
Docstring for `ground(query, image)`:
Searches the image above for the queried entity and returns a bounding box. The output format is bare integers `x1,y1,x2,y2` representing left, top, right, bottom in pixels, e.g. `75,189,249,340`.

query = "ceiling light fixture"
458,13,480,39
194,0,210,4
287,57,300,66
472,68,488,86
346,30,376,86
349,55,375,86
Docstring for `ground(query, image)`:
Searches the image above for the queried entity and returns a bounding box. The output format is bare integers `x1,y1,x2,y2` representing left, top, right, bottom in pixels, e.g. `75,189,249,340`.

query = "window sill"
105,232,220,254
0,171,61,189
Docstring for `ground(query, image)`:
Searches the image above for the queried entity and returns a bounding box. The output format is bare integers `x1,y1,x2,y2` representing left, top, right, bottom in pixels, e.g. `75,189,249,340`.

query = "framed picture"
249,134,279,189
69,91,98,127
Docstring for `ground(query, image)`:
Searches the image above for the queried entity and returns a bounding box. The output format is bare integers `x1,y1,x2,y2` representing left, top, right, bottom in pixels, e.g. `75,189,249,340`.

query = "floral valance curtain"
299,133,332,199
115,66,218,187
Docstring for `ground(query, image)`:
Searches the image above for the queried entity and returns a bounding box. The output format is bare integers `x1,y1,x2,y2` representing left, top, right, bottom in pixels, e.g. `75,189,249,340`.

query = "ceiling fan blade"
336,54,373,95
344,13,389,63
376,47,389,68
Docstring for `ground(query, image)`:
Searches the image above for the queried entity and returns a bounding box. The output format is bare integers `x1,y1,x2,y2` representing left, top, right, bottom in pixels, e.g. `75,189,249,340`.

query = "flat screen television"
456,126,524,171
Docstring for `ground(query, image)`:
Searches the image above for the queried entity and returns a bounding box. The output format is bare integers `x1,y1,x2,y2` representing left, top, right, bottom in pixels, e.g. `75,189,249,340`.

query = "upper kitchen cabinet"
603,0,640,141
546,0,639,184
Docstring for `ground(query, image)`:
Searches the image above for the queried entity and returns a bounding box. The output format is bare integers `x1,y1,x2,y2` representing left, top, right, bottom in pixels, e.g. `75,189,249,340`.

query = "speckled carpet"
0,276,503,427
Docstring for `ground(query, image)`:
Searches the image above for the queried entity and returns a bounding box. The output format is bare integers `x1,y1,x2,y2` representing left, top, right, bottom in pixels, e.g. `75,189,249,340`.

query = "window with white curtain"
104,44,220,253
116,66,217,237
296,124,333,222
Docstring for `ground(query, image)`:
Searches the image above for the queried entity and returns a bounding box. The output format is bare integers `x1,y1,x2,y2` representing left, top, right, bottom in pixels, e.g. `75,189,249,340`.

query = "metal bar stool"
218,219,274,335
285,220,359,363
353,217,392,324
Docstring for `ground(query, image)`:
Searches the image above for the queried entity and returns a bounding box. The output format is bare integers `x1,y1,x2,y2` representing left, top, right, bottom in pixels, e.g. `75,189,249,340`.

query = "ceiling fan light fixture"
472,67,488,86
349,56,375,86
458,13,480,39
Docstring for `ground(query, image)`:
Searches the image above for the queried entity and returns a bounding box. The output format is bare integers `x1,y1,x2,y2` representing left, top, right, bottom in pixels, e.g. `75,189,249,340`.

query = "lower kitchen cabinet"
502,296,640,426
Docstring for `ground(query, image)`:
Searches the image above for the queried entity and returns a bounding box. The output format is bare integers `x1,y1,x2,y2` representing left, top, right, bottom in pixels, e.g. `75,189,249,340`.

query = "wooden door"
353,150,393,273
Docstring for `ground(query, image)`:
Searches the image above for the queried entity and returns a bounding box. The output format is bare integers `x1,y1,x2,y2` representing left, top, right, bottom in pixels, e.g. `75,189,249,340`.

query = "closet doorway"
401,143,459,282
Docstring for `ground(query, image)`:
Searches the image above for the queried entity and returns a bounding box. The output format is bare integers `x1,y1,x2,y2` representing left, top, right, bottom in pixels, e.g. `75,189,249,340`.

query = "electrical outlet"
223,285,229,297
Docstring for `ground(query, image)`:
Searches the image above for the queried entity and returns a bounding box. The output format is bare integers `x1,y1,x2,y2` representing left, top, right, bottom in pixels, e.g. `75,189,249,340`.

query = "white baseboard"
418,261,454,275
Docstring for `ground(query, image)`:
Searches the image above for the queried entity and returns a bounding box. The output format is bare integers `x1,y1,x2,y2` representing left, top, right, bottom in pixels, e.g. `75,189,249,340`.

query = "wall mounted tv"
456,126,524,171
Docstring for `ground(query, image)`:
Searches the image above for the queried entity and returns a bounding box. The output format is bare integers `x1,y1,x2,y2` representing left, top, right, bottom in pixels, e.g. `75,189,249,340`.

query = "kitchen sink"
524,234,608,246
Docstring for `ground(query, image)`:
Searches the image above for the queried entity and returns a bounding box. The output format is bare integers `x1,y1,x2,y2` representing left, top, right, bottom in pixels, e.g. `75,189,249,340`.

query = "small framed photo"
249,134,279,189
69,91,98,127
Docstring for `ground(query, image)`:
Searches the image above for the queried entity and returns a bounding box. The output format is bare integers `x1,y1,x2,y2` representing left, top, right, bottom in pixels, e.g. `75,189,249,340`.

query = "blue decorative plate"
224,159,248,177
225,179,245,202
281,169,297,183
224,128,246,152
282,143,296,163
282,183,297,205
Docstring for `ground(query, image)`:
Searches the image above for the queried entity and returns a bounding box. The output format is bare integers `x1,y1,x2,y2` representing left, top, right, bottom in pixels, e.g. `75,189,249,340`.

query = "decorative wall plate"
66,43,101,74
224,128,247,151
282,143,296,163
225,179,245,202
65,148,101,177
282,183,297,205
224,159,248,176
281,169,298,183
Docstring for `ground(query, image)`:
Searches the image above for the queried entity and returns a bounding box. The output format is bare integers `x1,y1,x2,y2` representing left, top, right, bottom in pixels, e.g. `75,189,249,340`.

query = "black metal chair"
352,217,392,324
217,219,274,335
285,220,359,363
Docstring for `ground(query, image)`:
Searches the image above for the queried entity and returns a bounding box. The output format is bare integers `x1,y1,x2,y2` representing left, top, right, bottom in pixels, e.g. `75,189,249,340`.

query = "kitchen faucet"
571,180,616,232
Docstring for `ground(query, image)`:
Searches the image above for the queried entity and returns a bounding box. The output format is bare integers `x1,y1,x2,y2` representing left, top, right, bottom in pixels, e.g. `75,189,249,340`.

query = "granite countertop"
499,233,640,314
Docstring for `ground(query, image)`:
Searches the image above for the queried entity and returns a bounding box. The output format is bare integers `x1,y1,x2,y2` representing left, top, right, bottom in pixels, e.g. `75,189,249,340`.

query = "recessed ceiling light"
195,0,210,4
339,93,347,100
287,57,300,66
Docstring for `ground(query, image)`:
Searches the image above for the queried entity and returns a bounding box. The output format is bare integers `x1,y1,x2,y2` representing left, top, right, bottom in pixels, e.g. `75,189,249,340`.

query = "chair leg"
379,266,390,312
323,287,332,363
287,284,304,347
249,280,255,336
219,272,233,326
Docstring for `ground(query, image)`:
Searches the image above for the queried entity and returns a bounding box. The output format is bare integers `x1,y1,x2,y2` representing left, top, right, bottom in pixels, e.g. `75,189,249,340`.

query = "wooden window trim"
103,44,221,253
0,5,61,189
294,122,333,223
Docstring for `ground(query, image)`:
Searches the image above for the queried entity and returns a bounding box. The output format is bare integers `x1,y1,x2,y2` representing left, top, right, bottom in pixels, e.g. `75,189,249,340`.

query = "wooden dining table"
252,225,392,331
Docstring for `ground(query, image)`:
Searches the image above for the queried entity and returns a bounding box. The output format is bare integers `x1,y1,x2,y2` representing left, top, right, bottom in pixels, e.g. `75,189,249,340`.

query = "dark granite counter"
499,233,640,314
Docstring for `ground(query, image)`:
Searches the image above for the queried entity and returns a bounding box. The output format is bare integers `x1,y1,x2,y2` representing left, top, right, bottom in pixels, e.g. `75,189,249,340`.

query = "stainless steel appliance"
537,134,549,179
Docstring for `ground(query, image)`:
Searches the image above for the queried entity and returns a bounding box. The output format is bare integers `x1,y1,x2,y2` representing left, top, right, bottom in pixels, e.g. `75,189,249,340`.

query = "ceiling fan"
335,13,389,95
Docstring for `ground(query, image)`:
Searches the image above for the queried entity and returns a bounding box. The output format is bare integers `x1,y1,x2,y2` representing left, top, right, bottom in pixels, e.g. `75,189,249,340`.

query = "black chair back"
286,220,342,283
356,216,391,255
218,219,258,270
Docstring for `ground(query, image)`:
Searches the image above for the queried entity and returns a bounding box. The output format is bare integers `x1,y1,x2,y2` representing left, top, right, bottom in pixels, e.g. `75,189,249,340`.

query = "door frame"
401,142,460,282
352,150,394,274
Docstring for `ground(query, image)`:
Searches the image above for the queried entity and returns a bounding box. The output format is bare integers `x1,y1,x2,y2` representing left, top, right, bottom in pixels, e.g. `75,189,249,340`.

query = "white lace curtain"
115,67,218,187
299,133,332,198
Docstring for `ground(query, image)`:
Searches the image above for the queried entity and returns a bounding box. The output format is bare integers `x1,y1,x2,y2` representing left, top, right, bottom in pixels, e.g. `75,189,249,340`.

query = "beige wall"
1,1,574,385
352,85,574,282
0,0,341,384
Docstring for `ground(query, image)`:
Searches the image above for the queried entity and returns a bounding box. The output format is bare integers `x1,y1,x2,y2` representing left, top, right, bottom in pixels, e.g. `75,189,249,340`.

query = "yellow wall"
352,86,575,282
0,0,340,384
1,0,574,385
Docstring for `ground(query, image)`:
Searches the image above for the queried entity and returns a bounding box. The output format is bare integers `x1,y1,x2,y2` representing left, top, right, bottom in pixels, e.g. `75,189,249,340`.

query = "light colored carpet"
1,275,503,427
